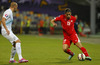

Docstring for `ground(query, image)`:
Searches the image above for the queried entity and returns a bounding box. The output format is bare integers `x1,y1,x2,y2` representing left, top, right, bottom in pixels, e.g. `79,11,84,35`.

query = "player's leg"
75,42,92,61
10,46,16,60
13,35,28,63
1,30,17,63
63,44,74,56
75,42,89,56
7,32,23,61
63,39,74,60
14,40,23,60
9,46,17,63
72,34,92,61
2,30,28,63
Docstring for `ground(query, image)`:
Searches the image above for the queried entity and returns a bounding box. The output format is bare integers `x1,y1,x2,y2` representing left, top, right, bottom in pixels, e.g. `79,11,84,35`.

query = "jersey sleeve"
3,11,10,19
54,15,61,21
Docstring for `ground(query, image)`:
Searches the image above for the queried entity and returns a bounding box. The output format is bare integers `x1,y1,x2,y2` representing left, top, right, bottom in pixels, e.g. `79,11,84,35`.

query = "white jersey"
1,9,19,45
1,8,13,30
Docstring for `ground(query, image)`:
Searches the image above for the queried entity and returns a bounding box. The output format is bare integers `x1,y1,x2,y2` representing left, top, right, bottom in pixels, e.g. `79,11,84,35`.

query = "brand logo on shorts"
63,39,66,43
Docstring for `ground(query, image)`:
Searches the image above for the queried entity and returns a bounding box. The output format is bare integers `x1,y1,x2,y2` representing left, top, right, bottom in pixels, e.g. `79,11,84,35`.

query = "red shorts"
63,34,80,47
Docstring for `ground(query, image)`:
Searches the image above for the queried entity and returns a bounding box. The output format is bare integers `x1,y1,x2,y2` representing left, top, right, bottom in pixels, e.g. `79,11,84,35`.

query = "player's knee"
12,40,21,47
13,41,16,47
76,42,83,49
63,48,68,52
63,45,69,52
15,40,21,43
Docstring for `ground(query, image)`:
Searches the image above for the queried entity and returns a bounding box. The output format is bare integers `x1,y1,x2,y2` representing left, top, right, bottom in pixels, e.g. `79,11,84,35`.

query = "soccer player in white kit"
1,2,28,63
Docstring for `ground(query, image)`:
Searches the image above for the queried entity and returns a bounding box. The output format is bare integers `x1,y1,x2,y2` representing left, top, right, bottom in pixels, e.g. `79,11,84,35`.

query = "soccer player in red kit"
51,8,92,61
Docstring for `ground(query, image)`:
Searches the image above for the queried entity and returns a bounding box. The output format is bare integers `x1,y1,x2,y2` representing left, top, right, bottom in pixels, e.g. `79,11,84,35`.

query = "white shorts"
1,29,19,45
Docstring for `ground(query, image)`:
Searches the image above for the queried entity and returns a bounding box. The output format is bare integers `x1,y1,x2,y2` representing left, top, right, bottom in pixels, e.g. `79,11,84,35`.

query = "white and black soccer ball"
78,53,85,61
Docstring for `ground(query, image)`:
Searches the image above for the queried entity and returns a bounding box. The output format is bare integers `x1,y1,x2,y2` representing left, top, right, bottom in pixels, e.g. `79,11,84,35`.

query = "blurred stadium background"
0,0,100,36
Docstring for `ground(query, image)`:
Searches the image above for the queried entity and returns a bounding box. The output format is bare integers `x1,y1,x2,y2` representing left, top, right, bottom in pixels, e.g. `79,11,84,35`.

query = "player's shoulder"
71,15,75,18
71,15,76,19
4,9,10,12
4,9,12,14
60,14,65,17
59,14,65,18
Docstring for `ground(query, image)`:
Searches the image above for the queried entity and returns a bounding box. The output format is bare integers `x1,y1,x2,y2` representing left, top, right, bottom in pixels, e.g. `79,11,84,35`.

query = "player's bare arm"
1,17,10,35
51,19,57,27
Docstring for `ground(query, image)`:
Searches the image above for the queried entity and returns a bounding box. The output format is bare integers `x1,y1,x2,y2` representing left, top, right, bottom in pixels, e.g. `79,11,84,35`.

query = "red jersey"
54,14,76,38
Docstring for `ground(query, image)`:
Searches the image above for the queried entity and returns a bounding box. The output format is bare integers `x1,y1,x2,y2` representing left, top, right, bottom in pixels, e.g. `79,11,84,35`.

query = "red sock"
65,49,74,56
80,47,89,57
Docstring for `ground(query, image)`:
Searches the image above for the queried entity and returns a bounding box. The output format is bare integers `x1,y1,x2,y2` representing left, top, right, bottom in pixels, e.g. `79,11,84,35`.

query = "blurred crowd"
0,10,57,35
0,10,90,37
74,15,91,37
0,0,93,36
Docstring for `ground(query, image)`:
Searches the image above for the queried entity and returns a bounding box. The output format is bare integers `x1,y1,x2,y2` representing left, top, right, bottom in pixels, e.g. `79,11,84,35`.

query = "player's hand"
53,23,57,27
6,30,10,35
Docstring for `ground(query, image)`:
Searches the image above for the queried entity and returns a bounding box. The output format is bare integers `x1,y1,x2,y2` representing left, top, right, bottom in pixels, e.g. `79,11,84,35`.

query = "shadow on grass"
91,58,100,61
1,63,20,65
0,62,26,65
46,58,74,65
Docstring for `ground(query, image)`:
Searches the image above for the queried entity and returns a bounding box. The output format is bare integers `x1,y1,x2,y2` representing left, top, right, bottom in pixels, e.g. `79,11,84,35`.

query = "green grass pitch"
0,34,100,65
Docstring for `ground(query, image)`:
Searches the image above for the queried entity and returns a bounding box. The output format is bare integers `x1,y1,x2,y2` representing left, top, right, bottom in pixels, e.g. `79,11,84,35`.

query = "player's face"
14,5,18,12
65,12,71,20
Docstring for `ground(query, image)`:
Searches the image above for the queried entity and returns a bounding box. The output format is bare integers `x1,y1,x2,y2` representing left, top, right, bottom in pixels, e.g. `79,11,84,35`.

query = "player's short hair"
10,2,17,8
65,8,71,13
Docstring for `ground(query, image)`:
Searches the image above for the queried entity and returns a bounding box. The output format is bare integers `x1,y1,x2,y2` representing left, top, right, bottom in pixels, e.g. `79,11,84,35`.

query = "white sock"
10,46,16,61
16,43,23,60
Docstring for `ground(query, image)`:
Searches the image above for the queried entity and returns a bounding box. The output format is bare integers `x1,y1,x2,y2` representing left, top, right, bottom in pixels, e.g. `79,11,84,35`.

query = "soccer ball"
78,53,85,61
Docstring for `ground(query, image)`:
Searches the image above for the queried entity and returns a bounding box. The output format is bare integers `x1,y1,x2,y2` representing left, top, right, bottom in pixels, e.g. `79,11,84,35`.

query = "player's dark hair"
65,8,71,13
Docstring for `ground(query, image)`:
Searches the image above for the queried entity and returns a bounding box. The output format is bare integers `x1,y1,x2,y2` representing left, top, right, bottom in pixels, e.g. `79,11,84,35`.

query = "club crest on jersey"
71,20,73,22
5,14,8,17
